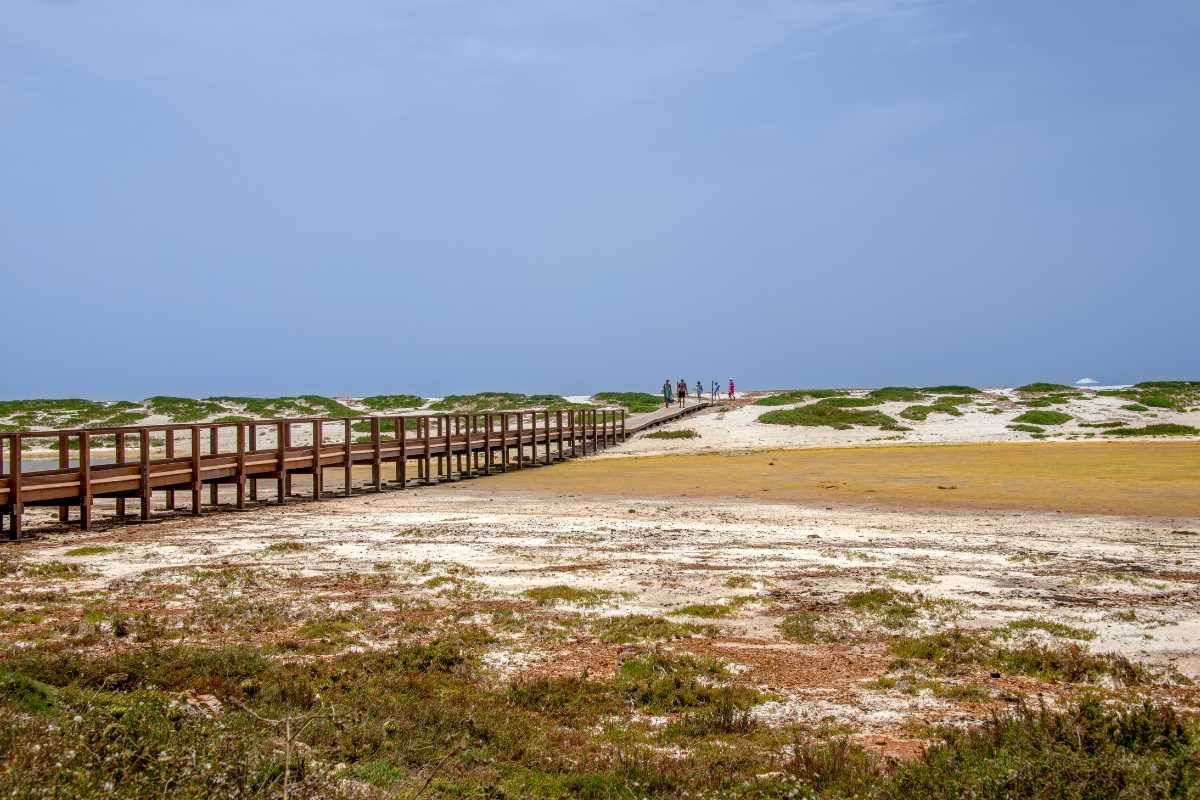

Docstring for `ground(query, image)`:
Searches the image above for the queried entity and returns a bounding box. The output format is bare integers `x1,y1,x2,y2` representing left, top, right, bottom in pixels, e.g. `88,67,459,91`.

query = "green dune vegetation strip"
1013,410,1073,426
427,392,587,413
591,392,662,413
753,388,850,406
643,429,699,440
758,397,907,431
1016,382,1076,394
360,394,425,411
1098,380,1200,412
900,396,974,422
1108,424,1199,437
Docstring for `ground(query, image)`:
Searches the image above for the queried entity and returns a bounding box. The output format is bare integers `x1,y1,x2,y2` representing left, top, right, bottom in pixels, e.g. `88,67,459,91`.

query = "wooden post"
115,431,127,518
235,424,247,510
621,410,626,442
601,411,608,448
283,422,293,497
516,412,524,469
80,432,92,530
58,433,70,523
191,426,202,514
139,428,151,520
209,427,219,506
500,414,509,471
371,418,382,491
444,415,453,480
422,416,433,484
8,434,21,540
343,418,353,497
311,421,322,499
397,418,407,487
556,410,563,460
464,415,473,478
166,429,177,509
484,413,493,472
276,421,287,504
248,423,257,502
544,411,551,465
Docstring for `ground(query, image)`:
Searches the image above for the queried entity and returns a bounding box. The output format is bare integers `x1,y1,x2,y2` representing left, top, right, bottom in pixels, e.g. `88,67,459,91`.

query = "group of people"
662,378,735,408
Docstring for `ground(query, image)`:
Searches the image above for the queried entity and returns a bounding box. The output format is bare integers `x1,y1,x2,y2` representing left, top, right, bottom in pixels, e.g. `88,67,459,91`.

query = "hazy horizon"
4,1,1197,398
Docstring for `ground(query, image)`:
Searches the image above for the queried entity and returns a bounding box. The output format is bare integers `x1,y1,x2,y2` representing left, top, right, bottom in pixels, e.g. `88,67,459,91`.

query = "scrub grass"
428,393,584,412
521,585,616,607
360,394,425,411
758,399,902,430
643,429,699,440
592,392,662,413
1017,383,1075,393
753,389,849,406
1007,424,1045,433
0,639,1194,799
900,396,972,421
1013,410,1072,426
868,387,928,402
1108,424,1198,437
590,614,714,644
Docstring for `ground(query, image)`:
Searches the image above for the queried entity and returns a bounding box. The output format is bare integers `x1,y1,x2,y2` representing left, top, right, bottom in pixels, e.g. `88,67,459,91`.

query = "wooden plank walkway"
0,408,624,540
624,399,716,435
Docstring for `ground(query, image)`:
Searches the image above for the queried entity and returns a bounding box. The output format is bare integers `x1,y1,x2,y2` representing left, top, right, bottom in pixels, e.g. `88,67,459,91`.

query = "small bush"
643,429,699,440
1013,410,1072,426
1007,424,1044,433
869,387,927,402
1017,382,1075,393
522,585,615,607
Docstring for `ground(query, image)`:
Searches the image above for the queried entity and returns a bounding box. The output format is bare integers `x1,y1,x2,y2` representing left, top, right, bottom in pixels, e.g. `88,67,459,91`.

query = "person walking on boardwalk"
696,380,704,404
728,378,735,400
662,379,673,408
677,379,688,408
712,381,719,402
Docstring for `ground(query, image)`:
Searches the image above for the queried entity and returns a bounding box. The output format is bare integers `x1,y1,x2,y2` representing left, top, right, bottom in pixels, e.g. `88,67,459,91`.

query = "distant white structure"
1075,377,1099,385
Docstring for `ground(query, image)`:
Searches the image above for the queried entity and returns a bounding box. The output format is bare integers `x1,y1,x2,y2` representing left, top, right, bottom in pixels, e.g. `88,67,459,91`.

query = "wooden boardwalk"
0,408,625,540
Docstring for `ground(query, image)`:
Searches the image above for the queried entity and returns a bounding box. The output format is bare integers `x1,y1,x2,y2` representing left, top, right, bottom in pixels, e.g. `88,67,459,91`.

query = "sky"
2,1,1198,398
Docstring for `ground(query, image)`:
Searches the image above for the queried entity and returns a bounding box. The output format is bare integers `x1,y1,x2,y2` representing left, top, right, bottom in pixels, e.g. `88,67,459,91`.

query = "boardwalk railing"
0,408,625,540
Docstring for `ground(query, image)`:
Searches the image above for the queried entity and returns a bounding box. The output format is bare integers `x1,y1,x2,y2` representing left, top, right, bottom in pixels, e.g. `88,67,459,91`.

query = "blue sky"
3,1,1197,398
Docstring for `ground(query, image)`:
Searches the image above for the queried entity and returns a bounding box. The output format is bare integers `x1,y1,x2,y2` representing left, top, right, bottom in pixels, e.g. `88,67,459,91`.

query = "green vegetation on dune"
204,395,356,418
1017,382,1075,393
1108,424,1199,437
428,392,584,412
759,398,905,430
1013,410,1072,426
144,396,226,422
921,385,981,394
1007,423,1045,434
753,388,849,406
592,391,661,413
360,394,425,411
643,429,699,440
900,395,973,422
868,387,928,402
1098,381,1200,412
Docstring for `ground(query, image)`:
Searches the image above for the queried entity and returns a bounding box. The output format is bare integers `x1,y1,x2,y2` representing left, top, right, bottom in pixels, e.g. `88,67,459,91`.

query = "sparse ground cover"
592,391,663,413
2,433,1200,798
643,428,700,439
2,474,1198,798
427,392,585,412
759,398,905,431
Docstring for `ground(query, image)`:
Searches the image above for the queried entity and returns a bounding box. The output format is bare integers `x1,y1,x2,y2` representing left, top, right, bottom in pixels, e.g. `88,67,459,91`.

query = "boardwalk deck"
0,408,624,540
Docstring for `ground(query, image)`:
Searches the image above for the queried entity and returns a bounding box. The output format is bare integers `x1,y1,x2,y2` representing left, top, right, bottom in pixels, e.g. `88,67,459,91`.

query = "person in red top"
728,378,735,400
